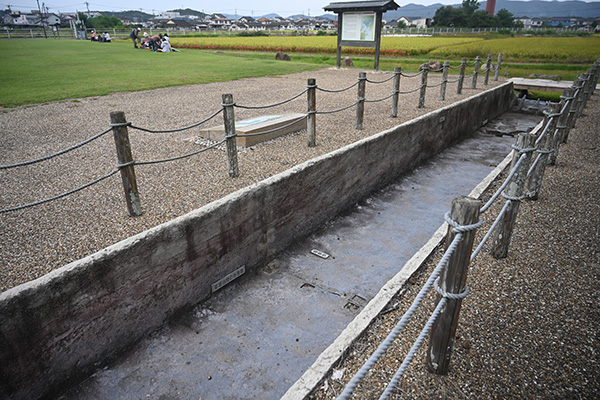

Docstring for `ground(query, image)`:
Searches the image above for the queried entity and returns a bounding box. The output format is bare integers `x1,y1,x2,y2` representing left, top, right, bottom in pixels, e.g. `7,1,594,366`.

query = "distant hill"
384,0,600,20
168,8,207,18
481,0,600,18
98,10,153,22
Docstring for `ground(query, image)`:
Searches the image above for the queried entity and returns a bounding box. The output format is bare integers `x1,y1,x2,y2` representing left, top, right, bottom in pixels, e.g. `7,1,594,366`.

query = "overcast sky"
4,0,480,16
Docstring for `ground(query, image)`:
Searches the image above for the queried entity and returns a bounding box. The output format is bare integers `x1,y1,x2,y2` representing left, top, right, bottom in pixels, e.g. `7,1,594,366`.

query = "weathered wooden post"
575,73,588,120
426,196,481,375
526,102,561,200
549,89,573,164
222,94,240,178
440,61,449,101
494,53,503,81
582,68,593,99
356,72,366,130
491,133,536,259
565,79,582,138
457,58,466,95
484,54,492,85
307,78,317,147
110,111,142,217
472,56,481,89
419,64,429,108
391,66,401,117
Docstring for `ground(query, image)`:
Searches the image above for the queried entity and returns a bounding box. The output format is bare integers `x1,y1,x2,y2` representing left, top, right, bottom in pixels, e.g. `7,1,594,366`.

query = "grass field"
0,39,323,107
1,35,598,107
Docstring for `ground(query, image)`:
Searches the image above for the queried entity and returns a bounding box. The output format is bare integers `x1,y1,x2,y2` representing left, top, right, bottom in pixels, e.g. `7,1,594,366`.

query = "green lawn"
2,36,598,107
0,39,324,107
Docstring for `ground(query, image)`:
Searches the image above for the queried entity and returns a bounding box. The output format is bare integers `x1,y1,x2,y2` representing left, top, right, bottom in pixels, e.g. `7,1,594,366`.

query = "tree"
468,10,496,28
397,19,407,28
495,8,516,28
432,6,466,27
87,15,124,29
77,11,88,26
461,0,480,16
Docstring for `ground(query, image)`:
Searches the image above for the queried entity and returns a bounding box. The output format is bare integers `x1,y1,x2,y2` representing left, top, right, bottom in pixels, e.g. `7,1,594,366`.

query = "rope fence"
0,52,526,216
334,57,600,400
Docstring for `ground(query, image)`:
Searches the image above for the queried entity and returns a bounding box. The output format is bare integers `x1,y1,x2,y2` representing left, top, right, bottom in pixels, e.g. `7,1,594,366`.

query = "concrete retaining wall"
0,82,515,400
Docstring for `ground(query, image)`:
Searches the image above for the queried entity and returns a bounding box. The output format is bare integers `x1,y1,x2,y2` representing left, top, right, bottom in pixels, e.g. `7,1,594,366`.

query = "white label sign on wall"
341,12,376,42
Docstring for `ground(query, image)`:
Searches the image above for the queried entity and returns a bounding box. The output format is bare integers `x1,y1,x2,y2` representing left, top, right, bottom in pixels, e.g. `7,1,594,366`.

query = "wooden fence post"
526,102,561,200
484,54,492,85
549,89,573,165
307,78,317,147
391,67,401,117
110,111,142,217
472,56,481,89
426,196,481,375
575,73,588,120
457,58,466,95
491,133,536,259
440,61,449,101
565,79,582,141
419,65,428,108
494,53,503,81
222,94,240,178
356,72,366,130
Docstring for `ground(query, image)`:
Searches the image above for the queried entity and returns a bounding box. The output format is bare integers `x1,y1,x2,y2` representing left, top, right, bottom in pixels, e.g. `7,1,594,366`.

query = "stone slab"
200,113,307,147
509,77,600,93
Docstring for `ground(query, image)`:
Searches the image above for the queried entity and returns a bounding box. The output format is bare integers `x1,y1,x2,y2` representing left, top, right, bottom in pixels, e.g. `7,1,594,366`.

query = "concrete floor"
57,113,540,400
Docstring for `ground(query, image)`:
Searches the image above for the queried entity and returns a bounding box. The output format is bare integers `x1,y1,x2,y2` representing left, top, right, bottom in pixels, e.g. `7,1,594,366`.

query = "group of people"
129,28,173,53
90,31,111,42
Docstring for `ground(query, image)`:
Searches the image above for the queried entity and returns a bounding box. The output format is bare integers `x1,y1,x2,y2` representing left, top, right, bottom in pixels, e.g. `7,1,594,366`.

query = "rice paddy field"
169,35,600,63
171,35,485,56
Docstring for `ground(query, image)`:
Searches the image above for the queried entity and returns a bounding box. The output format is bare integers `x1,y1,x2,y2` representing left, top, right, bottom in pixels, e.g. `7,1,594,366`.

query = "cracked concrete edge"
281,150,513,400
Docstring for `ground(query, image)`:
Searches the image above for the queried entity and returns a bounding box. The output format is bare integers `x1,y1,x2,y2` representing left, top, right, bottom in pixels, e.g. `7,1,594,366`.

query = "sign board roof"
323,0,399,13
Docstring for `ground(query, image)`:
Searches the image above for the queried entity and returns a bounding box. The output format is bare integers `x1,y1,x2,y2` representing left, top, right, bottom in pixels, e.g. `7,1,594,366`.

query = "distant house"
398,16,430,28
238,16,255,24
209,16,233,29
515,16,544,29
165,18,196,30
3,11,60,27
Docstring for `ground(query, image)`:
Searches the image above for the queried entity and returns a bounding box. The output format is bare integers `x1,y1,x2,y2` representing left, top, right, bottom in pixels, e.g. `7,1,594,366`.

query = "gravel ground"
0,67,502,292
2,65,598,399
311,95,600,398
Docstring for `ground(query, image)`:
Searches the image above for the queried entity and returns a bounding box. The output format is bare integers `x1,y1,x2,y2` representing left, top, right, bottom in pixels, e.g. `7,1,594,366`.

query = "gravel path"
311,94,600,399
0,67,502,292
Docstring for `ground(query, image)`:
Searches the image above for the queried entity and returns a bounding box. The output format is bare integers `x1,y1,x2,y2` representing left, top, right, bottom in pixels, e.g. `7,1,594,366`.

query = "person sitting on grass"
90,31,98,41
103,32,111,42
143,35,159,51
161,37,171,52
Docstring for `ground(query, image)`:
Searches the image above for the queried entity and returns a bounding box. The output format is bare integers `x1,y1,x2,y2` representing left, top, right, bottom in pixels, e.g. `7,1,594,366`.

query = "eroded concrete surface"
57,114,540,400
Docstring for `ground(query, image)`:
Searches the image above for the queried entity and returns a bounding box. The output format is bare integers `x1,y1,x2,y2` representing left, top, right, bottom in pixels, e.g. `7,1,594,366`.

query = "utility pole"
37,0,47,38
85,1,90,16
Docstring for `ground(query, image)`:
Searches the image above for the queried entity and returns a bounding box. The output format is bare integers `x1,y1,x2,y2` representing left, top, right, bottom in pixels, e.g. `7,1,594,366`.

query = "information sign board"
341,12,376,42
